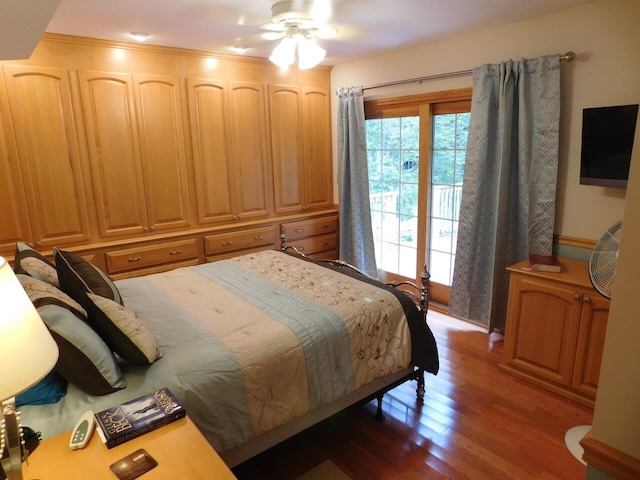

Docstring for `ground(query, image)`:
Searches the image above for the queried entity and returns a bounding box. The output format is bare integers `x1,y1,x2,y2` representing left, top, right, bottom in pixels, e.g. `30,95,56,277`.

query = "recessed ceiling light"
231,46,247,54
129,32,149,41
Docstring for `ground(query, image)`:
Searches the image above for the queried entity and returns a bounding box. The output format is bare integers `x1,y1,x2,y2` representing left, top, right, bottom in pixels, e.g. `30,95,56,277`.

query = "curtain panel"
337,86,378,278
449,55,561,332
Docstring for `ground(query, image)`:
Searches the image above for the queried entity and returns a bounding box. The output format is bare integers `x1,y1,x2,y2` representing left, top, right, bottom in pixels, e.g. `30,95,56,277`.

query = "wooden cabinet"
1,65,91,249
270,85,332,214
500,258,609,407
204,225,278,261
281,214,338,258
79,71,191,239
105,238,200,278
186,79,272,226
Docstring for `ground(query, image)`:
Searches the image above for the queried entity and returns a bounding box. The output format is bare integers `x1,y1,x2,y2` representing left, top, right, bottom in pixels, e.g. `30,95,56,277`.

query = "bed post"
416,264,430,402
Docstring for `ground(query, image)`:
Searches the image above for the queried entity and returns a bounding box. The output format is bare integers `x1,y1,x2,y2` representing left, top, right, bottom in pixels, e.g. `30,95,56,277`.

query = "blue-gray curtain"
448,55,560,333
337,86,378,278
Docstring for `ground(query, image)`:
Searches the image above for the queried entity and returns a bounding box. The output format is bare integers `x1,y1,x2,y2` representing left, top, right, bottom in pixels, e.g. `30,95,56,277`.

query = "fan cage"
589,220,622,299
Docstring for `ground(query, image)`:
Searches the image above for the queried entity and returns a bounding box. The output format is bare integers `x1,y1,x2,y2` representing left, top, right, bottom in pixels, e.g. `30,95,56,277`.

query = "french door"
365,90,471,307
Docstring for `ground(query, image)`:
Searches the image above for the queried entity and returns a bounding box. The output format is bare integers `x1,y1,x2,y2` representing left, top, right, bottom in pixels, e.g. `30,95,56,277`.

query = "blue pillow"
16,371,67,407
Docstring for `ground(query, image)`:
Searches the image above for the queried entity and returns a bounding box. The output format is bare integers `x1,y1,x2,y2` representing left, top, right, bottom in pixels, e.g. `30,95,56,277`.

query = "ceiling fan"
260,0,338,69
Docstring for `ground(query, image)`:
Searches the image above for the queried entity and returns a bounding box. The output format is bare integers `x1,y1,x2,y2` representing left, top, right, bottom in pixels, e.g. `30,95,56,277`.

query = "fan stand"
564,425,591,464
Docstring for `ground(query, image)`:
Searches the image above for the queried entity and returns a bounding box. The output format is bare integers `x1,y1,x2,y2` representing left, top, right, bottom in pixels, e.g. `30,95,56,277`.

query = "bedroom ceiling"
43,0,597,65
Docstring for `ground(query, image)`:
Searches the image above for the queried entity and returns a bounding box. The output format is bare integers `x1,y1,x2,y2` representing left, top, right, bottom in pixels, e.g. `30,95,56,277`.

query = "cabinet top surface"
507,257,595,290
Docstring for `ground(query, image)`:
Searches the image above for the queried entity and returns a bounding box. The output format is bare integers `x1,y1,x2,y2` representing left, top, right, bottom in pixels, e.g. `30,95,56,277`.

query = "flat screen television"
580,104,638,188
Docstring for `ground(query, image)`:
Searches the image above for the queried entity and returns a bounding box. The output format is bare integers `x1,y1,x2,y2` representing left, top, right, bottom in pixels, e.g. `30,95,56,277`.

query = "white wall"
330,0,640,242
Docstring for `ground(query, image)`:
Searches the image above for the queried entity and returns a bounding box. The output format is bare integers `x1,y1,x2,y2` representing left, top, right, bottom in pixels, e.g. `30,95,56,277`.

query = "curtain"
337,86,378,278
448,55,560,332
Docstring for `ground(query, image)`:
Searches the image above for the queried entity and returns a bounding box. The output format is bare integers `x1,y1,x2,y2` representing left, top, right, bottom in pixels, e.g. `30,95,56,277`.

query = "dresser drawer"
281,215,338,242
106,239,199,274
204,225,277,256
287,233,337,256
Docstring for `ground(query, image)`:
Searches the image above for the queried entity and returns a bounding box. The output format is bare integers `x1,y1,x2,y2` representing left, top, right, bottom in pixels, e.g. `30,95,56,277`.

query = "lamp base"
565,424,592,465
1,398,23,480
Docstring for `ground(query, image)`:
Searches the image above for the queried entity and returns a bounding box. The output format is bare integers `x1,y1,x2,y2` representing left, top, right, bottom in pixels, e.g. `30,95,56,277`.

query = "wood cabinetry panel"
228,82,271,220
204,225,277,257
2,65,89,248
270,85,304,213
79,71,147,237
134,74,191,232
281,215,338,241
0,92,31,252
302,87,332,210
187,78,235,224
106,238,199,274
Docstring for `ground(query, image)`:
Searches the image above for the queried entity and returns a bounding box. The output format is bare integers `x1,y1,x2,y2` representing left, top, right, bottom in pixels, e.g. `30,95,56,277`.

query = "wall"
330,0,640,243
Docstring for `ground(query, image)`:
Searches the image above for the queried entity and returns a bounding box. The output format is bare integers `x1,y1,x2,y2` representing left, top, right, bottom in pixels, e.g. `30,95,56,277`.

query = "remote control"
69,410,95,450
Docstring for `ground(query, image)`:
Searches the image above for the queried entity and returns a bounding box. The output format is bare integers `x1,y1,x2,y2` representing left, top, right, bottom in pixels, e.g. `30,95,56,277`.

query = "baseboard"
581,433,640,480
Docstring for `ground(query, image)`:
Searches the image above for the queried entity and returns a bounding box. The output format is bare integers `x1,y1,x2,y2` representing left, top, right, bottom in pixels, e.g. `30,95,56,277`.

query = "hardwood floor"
232,311,593,480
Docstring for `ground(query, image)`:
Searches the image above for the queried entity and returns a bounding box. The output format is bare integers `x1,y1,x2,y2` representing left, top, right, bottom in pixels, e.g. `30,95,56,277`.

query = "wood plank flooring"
232,311,593,479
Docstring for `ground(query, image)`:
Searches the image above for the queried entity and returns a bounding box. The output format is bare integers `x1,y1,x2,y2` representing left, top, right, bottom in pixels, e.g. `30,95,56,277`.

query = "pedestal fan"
565,220,622,464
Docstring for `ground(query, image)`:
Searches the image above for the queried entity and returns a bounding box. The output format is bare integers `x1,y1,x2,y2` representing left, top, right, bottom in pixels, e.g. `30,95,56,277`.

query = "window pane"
399,246,417,278
399,214,417,247
429,250,452,285
456,113,471,148
401,117,419,149
382,117,400,149
432,150,454,185
366,119,382,148
401,150,419,183
433,115,456,149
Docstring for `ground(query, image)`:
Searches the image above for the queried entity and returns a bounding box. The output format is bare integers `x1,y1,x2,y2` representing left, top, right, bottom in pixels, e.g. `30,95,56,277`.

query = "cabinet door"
572,291,610,398
302,87,333,210
186,78,235,224
0,85,31,255
134,74,191,232
504,275,582,386
79,71,148,237
228,81,272,220
3,65,90,248
270,85,305,214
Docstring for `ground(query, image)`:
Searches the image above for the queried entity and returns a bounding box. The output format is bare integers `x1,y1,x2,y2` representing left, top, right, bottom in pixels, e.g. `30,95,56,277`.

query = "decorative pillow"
13,242,59,287
18,275,126,396
16,371,67,407
54,247,123,309
85,292,161,365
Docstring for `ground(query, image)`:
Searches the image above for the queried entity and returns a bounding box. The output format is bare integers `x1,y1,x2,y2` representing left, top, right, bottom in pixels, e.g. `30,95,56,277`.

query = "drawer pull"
169,250,182,256
254,235,264,241
222,241,233,247
584,297,591,304
573,294,581,301
295,228,304,233
321,242,329,246
128,256,141,263
321,224,330,228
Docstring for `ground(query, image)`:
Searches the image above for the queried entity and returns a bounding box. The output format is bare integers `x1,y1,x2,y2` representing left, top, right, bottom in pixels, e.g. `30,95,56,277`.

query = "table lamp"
0,257,59,480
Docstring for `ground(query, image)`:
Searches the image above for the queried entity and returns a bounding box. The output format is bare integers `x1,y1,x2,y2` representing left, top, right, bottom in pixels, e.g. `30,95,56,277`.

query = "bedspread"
21,250,438,455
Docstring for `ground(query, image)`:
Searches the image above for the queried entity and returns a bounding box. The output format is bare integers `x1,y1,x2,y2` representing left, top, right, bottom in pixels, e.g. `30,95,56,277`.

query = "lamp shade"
0,257,59,402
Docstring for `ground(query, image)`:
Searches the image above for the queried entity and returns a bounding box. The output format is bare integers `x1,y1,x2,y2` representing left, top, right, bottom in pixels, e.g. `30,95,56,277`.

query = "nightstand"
22,416,237,479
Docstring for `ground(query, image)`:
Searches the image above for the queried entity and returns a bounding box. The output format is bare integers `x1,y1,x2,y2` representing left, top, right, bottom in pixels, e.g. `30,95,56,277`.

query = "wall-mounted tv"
580,104,638,188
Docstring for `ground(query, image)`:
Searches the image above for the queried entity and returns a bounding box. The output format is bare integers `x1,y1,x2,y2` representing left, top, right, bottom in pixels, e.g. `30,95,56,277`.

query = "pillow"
85,292,161,365
54,247,123,309
13,242,59,287
16,371,67,407
18,275,126,396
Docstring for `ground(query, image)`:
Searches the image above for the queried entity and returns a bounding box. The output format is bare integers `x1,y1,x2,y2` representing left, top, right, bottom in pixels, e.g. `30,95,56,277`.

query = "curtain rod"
359,51,575,92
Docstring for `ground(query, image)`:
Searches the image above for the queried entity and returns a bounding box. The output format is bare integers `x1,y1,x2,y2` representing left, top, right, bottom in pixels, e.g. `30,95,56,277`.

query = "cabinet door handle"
128,256,141,263
584,297,591,303
295,228,304,233
573,294,581,301
254,235,264,241
169,250,182,256
222,241,233,246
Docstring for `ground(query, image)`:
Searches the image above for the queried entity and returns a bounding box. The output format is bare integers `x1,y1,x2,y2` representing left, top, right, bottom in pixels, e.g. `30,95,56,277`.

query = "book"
94,387,186,449
527,254,562,272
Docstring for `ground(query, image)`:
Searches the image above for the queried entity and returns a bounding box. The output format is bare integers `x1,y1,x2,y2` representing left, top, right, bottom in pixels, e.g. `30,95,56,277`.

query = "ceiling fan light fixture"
129,32,149,42
297,36,325,69
269,36,296,68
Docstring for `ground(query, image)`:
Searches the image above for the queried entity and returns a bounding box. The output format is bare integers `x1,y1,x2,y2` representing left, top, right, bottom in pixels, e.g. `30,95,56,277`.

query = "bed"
17,247,439,467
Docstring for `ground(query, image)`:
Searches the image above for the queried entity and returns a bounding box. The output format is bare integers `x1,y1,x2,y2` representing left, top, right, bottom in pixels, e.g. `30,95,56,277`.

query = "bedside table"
22,416,237,479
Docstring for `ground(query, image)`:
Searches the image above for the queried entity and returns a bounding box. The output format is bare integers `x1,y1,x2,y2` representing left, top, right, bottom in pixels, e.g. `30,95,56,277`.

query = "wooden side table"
22,416,237,479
